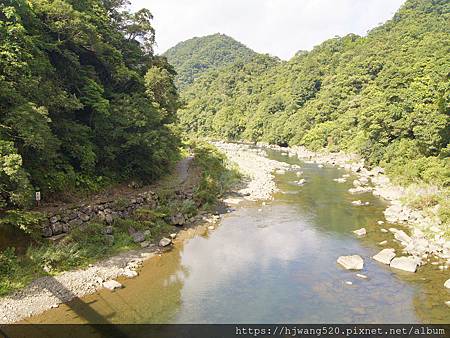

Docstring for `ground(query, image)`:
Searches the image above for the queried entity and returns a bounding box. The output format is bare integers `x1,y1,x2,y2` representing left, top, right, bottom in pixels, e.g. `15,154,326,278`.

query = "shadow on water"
1,276,131,338
20,236,188,326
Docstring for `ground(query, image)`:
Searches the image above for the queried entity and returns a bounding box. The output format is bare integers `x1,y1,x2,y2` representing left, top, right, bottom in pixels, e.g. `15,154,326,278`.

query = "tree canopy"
0,0,180,208
163,33,258,89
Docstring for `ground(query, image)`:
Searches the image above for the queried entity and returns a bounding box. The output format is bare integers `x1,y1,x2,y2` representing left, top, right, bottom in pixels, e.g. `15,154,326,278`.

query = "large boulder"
390,256,418,273
337,255,364,270
373,249,396,265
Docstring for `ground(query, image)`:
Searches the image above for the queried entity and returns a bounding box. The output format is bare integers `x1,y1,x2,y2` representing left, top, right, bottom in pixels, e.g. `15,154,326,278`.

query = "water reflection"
23,148,450,324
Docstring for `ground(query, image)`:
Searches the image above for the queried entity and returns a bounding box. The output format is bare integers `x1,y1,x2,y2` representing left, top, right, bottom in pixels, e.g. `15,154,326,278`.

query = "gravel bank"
213,142,290,201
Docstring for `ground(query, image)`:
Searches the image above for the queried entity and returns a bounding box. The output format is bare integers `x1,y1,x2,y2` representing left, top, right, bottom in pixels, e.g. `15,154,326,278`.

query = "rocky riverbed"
2,142,449,323
213,142,291,201
256,142,449,265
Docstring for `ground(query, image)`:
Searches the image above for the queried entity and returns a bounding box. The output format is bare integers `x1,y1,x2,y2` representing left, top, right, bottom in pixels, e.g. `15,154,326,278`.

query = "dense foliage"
163,33,257,89
178,0,449,186
0,0,180,208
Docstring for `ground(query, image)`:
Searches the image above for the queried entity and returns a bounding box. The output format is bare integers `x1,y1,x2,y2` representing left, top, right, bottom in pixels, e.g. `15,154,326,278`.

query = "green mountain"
163,33,258,89
178,0,449,186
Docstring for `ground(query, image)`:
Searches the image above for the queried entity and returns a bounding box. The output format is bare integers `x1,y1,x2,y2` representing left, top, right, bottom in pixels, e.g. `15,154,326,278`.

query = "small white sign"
35,192,41,201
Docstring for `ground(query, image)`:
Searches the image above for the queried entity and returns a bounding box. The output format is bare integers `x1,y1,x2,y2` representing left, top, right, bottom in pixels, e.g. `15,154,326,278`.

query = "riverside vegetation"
0,0,449,322
168,0,449,234
0,0,239,297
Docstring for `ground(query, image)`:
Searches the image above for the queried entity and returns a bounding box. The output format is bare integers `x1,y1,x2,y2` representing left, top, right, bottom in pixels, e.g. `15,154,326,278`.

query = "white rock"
373,249,396,265
444,279,450,289
390,256,418,273
159,237,172,247
337,255,364,270
393,230,412,244
445,301,450,308
208,225,215,230
349,187,373,194
377,221,384,225
318,164,324,168
379,240,388,245
352,200,363,206
380,228,388,233
275,169,286,174
170,233,177,239
297,179,306,186
356,274,368,279
345,281,353,285
103,280,123,291
353,228,367,237
223,197,243,205
123,269,138,278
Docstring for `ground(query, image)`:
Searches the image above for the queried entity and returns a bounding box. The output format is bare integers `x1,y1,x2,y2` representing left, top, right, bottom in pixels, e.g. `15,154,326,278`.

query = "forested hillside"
0,0,180,209
163,33,257,89
178,0,449,186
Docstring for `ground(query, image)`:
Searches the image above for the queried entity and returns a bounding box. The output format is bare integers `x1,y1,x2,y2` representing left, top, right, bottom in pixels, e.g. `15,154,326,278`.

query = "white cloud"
131,0,406,60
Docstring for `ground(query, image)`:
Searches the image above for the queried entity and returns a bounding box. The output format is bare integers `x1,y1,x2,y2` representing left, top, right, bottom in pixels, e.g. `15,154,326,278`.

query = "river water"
23,148,449,324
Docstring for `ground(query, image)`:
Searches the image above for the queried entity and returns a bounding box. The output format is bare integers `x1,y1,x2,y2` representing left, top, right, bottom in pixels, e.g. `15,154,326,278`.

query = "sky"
131,0,407,60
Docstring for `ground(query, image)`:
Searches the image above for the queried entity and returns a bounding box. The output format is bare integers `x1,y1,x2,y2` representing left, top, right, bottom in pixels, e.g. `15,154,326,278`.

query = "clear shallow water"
23,148,450,324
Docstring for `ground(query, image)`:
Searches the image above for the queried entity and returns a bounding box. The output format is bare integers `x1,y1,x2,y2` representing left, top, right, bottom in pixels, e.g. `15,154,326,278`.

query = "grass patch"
190,141,241,210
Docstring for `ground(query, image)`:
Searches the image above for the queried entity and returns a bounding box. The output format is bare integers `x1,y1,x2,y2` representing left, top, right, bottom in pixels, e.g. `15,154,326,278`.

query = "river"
21,147,449,324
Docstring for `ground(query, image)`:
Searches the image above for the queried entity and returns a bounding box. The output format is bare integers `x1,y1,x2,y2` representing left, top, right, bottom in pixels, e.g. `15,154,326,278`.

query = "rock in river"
159,237,172,247
103,280,122,291
353,228,367,237
337,255,364,270
445,279,450,289
373,249,396,265
390,256,418,273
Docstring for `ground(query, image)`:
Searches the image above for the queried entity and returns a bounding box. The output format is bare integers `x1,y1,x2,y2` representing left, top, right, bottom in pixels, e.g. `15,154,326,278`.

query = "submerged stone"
373,249,396,265
337,255,364,270
444,279,450,289
353,228,367,237
390,256,418,273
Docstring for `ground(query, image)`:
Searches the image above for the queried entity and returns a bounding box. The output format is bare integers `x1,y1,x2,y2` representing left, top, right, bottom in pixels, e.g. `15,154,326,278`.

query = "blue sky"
131,0,406,60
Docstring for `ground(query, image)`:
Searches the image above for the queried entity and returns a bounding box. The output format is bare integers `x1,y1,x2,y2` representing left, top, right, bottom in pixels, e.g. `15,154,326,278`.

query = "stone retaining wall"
42,191,158,238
